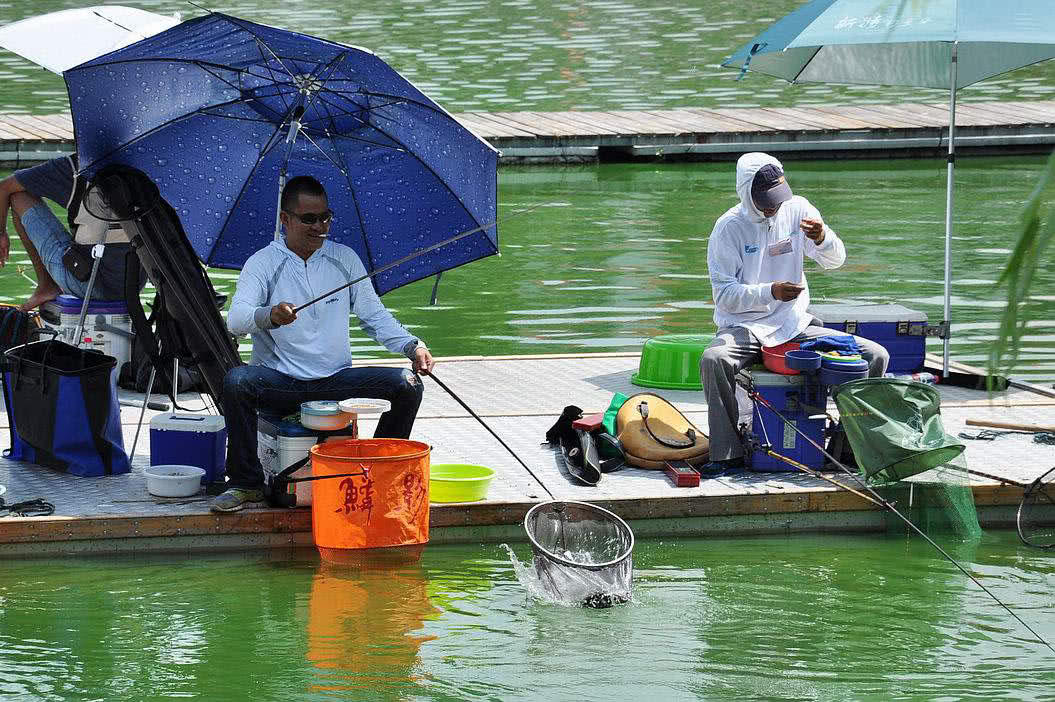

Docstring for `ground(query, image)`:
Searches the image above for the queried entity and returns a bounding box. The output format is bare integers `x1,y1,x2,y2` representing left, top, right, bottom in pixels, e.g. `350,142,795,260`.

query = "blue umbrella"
723,0,1055,373
64,12,499,295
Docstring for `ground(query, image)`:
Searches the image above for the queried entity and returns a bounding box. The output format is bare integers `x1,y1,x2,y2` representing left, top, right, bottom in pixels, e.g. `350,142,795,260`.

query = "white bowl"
338,398,392,416
144,464,206,497
300,401,354,431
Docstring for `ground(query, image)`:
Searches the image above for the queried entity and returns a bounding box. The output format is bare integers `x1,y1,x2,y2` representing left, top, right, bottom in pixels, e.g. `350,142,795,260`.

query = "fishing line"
293,203,543,314
749,389,1055,654
426,370,554,500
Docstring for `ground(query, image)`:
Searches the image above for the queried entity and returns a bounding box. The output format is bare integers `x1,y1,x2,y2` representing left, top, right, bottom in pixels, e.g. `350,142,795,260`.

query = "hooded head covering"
735,152,789,220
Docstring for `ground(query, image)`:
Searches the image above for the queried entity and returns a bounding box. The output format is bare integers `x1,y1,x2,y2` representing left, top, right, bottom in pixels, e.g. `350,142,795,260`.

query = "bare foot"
20,283,61,312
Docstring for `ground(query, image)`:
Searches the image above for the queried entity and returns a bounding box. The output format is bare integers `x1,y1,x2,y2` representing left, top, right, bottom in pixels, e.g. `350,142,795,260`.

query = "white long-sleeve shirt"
227,239,419,380
707,152,846,347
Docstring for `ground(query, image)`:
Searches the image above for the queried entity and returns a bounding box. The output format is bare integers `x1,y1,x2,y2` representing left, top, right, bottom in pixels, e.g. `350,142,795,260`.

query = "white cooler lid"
807,303,927,323
338,398,392,416
150,413,226,432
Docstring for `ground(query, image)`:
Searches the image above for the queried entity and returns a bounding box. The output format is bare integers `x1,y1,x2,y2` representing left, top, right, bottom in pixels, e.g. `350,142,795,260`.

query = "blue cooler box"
749,370,826,472
149,413,227,484
807,303,927,374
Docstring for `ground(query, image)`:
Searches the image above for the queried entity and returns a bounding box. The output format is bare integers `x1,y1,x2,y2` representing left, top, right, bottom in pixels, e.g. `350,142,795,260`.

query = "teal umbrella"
722,0,1055,374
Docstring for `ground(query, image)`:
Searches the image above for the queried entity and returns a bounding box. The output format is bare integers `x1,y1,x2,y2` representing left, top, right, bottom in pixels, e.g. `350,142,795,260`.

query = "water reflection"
305,551,439,697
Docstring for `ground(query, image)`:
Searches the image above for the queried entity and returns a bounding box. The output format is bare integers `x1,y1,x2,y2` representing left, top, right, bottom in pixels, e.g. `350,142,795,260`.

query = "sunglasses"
284,209,334,225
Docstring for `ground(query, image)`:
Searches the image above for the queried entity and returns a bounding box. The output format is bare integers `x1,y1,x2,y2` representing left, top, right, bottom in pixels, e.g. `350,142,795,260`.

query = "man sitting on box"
212,175,435,513
699,152,889,477
0,153,146,311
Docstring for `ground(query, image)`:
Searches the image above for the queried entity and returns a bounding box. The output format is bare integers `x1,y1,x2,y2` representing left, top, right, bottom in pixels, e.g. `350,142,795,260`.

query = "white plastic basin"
144,464,206,497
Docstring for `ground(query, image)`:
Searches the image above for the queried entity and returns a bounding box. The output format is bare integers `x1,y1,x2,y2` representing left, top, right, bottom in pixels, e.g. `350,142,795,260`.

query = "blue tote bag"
3,340,129,476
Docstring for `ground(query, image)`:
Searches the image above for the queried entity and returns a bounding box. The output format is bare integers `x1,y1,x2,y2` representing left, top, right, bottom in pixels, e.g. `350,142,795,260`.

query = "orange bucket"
309,438,430,560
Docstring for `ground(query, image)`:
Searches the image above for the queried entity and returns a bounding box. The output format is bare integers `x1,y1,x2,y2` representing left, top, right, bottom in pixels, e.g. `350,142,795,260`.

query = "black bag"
0,305,36,354
2,340,129,476
61,243,94,283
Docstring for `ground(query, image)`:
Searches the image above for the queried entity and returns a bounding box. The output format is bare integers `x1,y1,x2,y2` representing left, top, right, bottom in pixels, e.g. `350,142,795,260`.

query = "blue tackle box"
149,413,227,484
807,304,928,374
748,370,826,472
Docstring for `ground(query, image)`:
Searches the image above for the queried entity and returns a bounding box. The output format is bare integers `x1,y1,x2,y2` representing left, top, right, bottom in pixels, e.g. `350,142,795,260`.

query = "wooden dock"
0,352,1052,557
2,100,1054,167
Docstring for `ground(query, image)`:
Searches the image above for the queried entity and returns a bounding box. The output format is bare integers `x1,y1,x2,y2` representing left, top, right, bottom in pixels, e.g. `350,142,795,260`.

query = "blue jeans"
222,364,424,488
21,203,135,300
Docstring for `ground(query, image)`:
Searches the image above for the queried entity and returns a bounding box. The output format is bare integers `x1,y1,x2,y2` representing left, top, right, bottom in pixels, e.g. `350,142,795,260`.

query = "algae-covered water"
1,532,1053,701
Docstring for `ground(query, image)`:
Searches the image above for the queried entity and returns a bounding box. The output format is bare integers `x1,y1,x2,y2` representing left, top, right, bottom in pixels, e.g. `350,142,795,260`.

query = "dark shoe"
696,457,745,478
210,487,265,513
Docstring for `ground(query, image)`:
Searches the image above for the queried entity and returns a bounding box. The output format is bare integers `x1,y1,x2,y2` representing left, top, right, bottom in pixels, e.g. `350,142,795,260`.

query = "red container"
761,342,801,375
665,460,701,487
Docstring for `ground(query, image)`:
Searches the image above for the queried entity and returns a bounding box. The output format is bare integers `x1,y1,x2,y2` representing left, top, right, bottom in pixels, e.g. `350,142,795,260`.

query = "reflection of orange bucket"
309,439,430,561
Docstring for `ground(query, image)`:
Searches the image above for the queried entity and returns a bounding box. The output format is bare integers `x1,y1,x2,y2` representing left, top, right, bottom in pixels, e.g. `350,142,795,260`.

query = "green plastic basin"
429,463,496,503
631,333,713,391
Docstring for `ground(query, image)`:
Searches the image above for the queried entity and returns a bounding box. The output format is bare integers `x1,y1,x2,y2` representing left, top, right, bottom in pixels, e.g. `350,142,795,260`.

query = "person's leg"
10,194,70,310
220,364,306,490
308,366,424,439
700,326,762,463
793,326,890,377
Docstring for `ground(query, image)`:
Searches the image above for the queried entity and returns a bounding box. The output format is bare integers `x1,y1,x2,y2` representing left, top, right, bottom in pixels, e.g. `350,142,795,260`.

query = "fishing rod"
292,203,542,314
751,445,887,509
425,370,555,500
748,388,1055,654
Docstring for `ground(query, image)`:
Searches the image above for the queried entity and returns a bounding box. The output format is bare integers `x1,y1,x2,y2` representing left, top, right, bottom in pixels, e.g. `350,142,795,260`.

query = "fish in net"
523,501,634,608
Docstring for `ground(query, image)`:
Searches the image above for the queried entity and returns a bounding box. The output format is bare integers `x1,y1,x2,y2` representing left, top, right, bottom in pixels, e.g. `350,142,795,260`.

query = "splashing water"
502,544,632,609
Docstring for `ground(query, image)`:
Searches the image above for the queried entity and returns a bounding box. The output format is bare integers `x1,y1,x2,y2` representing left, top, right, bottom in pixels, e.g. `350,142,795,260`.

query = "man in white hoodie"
699,153,888,476
212,175,435,512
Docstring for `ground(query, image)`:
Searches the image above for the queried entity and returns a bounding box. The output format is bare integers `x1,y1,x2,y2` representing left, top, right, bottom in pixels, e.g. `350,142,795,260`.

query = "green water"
1,0,1054,113
1,531,1053,701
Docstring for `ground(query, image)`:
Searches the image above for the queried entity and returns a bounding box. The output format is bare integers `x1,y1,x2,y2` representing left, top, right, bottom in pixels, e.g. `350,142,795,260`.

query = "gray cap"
751,163,793,210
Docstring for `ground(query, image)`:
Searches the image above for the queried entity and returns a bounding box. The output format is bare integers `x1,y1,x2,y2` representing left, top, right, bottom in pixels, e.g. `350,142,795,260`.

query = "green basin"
631,333,713,391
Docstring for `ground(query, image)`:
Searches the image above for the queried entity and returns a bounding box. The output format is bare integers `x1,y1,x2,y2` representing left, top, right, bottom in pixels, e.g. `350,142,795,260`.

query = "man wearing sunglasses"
213,175,435,512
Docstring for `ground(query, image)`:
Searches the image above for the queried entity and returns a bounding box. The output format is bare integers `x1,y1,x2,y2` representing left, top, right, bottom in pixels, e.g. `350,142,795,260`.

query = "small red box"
664,460,700,487
572,412,604,432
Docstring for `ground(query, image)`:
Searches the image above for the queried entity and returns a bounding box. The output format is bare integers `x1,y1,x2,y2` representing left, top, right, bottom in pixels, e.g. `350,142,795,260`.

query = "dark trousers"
222,364,424,489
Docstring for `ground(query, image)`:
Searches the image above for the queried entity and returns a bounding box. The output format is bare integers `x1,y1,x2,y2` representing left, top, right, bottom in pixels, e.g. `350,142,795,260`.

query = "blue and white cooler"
150,413,227,484
41,294,133,383
807,303,928,374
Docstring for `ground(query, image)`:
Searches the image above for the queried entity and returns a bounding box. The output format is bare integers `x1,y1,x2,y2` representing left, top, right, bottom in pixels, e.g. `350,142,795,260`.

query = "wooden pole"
965,418,1055,433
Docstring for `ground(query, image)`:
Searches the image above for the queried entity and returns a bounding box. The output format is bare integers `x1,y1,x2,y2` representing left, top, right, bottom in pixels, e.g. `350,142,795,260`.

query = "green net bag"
832,378,965,483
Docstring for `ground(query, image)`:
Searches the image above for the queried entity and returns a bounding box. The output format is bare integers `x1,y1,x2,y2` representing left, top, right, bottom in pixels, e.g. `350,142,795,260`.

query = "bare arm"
0,175,26,266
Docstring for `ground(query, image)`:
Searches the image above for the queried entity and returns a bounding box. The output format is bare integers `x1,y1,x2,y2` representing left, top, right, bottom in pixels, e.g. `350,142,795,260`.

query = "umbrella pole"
942,42,958,377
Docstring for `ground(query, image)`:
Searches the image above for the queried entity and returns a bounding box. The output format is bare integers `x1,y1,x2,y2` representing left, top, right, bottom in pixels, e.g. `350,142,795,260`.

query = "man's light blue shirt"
227,239,419,380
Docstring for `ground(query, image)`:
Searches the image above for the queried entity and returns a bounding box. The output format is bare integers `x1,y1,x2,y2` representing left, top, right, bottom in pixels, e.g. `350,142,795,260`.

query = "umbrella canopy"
722,0,1054,89
723,0,1055,372
64,12,499,295
0,6,180,75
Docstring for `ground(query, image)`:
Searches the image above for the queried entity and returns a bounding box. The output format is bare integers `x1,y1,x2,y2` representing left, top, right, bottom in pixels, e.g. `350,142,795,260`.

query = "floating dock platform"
2,101,1054,166
0,352,1052,557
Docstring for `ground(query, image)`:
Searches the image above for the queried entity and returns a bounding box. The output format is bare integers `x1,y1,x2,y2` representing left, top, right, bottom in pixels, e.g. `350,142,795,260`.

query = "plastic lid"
807,303,927,323
338,398,392,415
301,400,343,416
150,413,226,432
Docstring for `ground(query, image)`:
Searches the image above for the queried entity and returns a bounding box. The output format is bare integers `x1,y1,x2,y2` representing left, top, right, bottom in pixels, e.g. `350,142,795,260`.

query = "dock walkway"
1,352,1053,557
2,100,1054,166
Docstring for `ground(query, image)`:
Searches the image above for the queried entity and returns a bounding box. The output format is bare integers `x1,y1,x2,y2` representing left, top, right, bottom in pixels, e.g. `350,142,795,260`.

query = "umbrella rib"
790,46,823,84
208,125,291,263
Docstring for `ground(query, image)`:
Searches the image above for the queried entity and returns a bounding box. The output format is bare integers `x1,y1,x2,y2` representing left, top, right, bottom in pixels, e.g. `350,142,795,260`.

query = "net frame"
1017,466,1055,549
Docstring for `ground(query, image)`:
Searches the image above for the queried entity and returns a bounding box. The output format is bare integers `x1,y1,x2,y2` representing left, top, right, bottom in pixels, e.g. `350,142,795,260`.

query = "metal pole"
73,244,106,346
942,42,958,377
129,366,157,459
